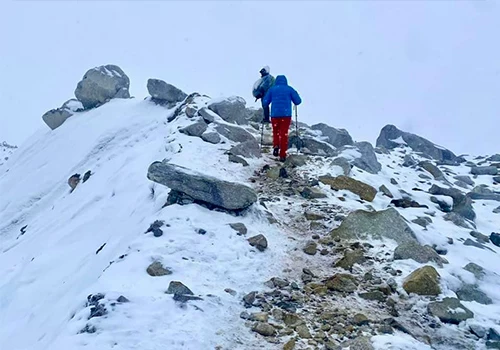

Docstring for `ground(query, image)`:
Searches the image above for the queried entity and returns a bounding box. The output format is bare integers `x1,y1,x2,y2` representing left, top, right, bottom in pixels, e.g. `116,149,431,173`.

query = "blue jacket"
262,75,302,118
252,73,275,99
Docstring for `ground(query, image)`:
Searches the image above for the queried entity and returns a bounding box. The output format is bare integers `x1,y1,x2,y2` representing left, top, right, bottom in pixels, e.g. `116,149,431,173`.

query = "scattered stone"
379,185,394,198
353,313,370,326
394,241,446,267
403,265,441,296
487,154,500,162
444,212,475,229
146,261,172,276
455,175,474,186
428,298,474,324
469,323,488,338
494,176,500,183
464,238,489,250
303,241,318,255
456,284,493,305
42,107,73,130
493,206,500,214
250,312,269,322
288,136,336,157
403,154,417,167
82,170,92,183
243,291,257,307
283,339,296,350
279,168,288,179
419,161,446,181
147,79,187,103
325,274,359,293
166,281,193,295
148,161,257,211
248,234,268,252
412,216,432,228
304,211,326,221
214,122,255,143
329,157,351,176
198,107,218,123
68,173,81,191
225,288,237,296
390,178,398,185
391,198,428,209
334,249,366,271
200,131,221,144
228,154,249,167
285,154,307,167
471,166,498,176
490,233,500,247
240,311,250,319
296,324,312,338
359,290,387,302
145,220,165,237
470,231,490,243
300,187,327,199
319,175,377,202
430,196,452,213
330,208,418,245
229,223,247,235
116,295,129,303
311,123,354,148
252,322,276,336
173,294,203,302
345,336,375,350
75,65,130,109
454,180,470,189
489,329,500,341
208,96,248,125
179,120,208,137
464,263,485,279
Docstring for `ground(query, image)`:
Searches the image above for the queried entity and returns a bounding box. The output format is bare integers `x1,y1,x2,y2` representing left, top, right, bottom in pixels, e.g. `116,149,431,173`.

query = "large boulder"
487,154,500,162
429,185,476,221
403,266,441,296
310,123,354,148
42,108,73,130
419,161,446,182
376,125,461,164
288,136,336,157
214,123,255,143
471,166,498,176
75,64,130,109
468,185,500,202
428,298,474,324
330,208,418,245
147,161,257,211
319,175,377,202
147,79,187,103
228,140,261,159
179,120,208,137
394,241,446,267
456,284,493,305
208,97,248,125
351,142,382,174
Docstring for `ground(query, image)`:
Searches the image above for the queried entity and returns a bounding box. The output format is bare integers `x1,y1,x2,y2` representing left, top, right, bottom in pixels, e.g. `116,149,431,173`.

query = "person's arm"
291,88,302,105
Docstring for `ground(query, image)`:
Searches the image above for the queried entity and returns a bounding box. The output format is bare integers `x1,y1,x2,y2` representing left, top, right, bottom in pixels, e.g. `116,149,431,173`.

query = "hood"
275,75,288,86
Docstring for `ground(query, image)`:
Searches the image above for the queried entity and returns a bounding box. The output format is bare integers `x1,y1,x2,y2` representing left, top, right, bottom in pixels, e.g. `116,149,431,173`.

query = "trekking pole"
260,121,264,149
294,105,300,153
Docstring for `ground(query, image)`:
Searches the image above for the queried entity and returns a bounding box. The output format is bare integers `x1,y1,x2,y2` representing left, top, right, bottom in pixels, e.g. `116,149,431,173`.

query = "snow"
391,136,407,145
372,333,433,350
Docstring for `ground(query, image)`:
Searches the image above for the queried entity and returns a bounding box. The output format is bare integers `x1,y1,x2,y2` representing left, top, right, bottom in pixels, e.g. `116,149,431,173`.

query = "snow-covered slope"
0,141,17,168
1,93,499,350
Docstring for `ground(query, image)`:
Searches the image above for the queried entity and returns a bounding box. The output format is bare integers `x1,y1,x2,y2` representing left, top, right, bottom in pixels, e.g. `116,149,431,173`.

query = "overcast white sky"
0,0,499,155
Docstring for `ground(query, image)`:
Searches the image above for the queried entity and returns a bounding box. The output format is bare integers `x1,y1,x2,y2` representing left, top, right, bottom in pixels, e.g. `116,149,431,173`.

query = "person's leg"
279,117,292,159
271,118,280,151
262,103,270,122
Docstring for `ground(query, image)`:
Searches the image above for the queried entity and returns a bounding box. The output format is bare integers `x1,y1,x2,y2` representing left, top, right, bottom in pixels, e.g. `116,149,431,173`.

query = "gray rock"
303,241,318,255
228,140,261,159
391,197,428,209
75,65,130,109
331,208,418,245
487,154,500,162
285,154,307,167
248,234,268,251
229,223,247,235
359,290,387,302
334,249,366,270
471,166,498,176
468,185,500,201
289,136,336,157
172,294,203,302
412,216,432,228
419,161,446,181
61,99,83,112
390,178,398,185
470,324,488,338
376,124,461,163
42,108,73,130
208,96,247,125
403,265,441,296
243,291,257,307
300,187,327,199
351,142,382,174
245,107,263,123
430,196,452,213
214,122,255,143
444,212,475,229
252,322,276,336
454,175,474,186
325,273,359,293
147,161,257,210
429,185,476,221
200,132,221,144
311,123,354,148
470,231,490,243
489,329,500,341
379,185,394,198
403,154,417,167
456,284,493,305
428,297,474,324
319,175,377,202
198,107,217,123
147,79,187,103
228,154,249,167
394,241,445,267
331,157,351,175
166,281,193,295
185,106,197,118
146,261,172,276
494,206,500,214
464,238,490,250
455,180,470,189
179,120,208,137
494,176,500,183
345,337,374,350
489,233,500,247
464,262,486,279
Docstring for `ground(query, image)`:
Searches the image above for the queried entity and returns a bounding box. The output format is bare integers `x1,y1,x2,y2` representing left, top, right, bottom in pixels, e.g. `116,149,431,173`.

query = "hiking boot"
273,147,279,157
279,156,286,162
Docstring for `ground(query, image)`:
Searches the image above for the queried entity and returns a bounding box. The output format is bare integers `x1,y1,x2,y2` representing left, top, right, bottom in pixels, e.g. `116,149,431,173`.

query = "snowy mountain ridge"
1,65,500,350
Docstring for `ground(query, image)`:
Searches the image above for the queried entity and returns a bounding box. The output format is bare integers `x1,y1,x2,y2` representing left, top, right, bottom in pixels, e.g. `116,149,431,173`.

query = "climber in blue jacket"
262,75,302,161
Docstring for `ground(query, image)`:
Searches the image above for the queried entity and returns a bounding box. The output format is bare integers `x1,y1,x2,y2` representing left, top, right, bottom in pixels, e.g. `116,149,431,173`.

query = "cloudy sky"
1,0,499,155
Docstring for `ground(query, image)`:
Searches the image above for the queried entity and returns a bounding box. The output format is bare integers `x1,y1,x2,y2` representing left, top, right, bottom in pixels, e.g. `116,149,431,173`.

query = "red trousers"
271,117,292,158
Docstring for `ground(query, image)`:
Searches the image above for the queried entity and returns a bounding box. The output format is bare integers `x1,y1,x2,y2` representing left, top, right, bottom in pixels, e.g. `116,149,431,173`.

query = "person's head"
260,66,270,77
